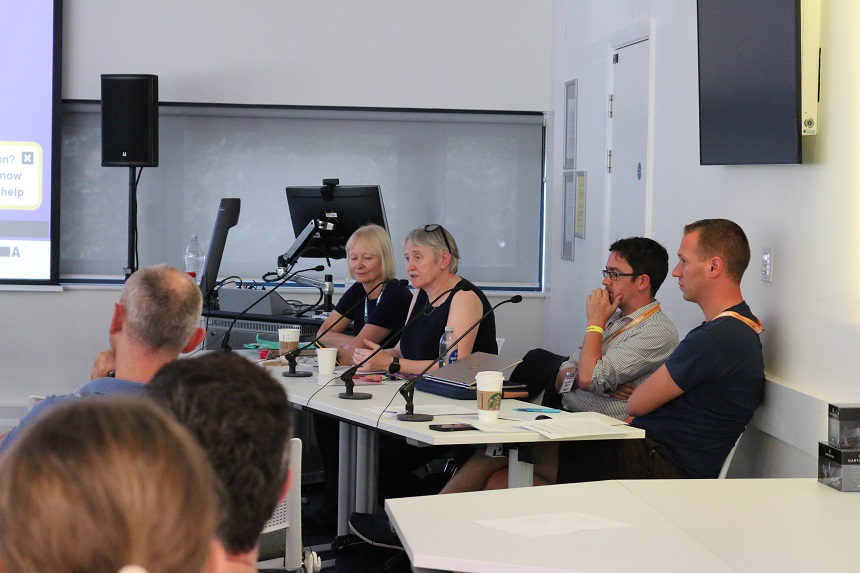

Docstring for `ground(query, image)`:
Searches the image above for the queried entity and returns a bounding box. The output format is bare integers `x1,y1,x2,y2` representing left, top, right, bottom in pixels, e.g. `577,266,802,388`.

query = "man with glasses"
555,237,678,418
515,237,679,421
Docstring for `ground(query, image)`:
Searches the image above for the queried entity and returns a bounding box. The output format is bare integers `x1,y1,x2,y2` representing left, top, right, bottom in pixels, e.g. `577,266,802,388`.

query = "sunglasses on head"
421,224,453,255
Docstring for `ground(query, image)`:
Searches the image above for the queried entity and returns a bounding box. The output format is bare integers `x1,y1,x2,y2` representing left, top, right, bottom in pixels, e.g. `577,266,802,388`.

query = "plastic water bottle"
439,325,457,367
184,235,205,283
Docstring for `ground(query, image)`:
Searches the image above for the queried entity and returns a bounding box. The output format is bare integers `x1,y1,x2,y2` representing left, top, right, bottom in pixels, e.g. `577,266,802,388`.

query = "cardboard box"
828,403,860,447
819,442,860,492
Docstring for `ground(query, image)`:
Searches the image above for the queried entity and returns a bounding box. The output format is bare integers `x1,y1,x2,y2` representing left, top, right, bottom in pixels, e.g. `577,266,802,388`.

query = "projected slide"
0,0,59,282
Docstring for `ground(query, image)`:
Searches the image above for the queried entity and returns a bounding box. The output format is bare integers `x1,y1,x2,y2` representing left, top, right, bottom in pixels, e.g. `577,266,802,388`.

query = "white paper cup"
278,327,301,356
316,347,338,375
475,371,504,422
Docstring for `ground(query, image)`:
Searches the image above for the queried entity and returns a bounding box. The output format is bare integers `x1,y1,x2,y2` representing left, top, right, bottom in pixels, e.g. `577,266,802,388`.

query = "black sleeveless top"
399,278,497,360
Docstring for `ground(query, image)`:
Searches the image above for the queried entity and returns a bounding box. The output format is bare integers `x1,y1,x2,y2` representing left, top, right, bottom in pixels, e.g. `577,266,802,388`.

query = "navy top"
632,301,764,478
334,280,412,347
399,278,498,360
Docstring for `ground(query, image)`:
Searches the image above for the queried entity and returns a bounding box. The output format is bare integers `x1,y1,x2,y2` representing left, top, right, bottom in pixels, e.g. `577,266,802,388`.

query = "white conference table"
269,361,643,535
385,478,856,573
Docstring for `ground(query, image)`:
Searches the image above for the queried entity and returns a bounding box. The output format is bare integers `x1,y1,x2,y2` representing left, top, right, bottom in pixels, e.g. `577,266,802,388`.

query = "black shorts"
555,438,690,483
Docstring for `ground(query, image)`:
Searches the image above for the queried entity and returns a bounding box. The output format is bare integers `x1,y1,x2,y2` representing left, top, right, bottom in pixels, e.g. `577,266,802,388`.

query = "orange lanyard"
713,310,764,334
602,303,662,347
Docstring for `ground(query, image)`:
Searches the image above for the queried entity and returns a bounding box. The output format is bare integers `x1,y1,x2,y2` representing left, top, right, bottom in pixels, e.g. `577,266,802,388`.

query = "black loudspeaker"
101,74,159,167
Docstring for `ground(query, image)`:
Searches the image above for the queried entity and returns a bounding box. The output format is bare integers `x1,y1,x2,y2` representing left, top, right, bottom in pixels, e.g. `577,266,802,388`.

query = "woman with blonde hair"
311,224,414,528
0,397,225,573
317,223,412,364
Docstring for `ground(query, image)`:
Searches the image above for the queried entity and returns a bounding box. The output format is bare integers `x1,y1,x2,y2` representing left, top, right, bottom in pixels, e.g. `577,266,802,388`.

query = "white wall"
545,0,860,476
0,287,115,403
62,0,552,110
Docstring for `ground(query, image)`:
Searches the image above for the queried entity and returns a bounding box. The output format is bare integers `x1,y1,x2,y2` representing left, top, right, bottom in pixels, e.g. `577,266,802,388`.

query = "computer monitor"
285,182,387,260
199,197,240,306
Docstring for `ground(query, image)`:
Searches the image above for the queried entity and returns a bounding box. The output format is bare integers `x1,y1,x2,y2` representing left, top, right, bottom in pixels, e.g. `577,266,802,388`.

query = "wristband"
585,325,604,335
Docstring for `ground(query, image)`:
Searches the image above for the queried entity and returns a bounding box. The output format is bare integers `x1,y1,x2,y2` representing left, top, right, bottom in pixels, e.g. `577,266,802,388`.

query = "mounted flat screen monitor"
285,183,387,260
0,0,62,283
697,0,802,165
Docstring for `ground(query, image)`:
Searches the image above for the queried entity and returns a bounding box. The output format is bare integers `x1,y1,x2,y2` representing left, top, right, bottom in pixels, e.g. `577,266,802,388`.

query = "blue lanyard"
363,283,386,324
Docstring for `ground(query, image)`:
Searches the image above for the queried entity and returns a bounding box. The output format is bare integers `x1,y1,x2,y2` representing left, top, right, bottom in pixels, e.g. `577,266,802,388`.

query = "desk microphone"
396,294,523,422
281,278,408,378
338,282,473,400
217,264,325,353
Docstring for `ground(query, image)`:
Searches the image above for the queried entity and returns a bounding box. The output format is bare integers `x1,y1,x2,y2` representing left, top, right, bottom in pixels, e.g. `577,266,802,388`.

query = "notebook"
423,352,522,388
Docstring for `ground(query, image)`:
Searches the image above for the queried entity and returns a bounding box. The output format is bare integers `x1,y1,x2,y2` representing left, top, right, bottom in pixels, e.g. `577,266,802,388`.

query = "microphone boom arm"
278,218,335,271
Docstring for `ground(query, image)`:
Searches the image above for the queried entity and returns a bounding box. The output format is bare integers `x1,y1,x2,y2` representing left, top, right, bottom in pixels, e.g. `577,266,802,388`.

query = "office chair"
717,432,744,479
260,438,321,572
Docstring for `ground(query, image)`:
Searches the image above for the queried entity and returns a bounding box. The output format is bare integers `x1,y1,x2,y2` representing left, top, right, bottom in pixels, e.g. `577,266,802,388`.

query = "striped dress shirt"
560,300,679,420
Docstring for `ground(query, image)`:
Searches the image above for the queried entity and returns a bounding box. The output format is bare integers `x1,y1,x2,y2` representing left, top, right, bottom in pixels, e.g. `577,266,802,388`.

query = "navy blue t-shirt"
632,301,764,478
334,280,412,348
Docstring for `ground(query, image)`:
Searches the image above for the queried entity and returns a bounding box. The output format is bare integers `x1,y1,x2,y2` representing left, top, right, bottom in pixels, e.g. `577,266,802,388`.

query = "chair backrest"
717,432,744,479
261,438,303,568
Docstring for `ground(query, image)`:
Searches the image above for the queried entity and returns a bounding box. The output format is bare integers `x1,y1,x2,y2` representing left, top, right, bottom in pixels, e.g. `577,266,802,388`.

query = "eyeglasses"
422,224,453,255
602,269,640,281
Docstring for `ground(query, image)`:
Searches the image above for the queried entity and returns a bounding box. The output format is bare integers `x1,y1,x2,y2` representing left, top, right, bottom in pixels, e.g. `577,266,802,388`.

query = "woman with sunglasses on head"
316,224,412,365
348,224,499,529
353,224,497,376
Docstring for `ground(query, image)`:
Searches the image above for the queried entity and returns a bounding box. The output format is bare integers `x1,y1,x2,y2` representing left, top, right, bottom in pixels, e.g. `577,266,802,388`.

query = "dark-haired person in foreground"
146,352,293,573
443,218,764,493
0,264,205,453
514,237,678,420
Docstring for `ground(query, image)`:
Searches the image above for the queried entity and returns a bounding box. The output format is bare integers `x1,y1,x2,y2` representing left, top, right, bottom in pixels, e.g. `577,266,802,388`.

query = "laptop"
423,352,522,388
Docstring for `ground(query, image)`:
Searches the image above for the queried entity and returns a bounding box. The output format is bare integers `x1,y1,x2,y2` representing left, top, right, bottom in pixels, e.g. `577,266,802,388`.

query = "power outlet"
761,247,774,283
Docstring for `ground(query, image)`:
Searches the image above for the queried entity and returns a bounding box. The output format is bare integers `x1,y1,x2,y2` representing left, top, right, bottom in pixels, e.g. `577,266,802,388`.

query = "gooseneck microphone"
338,282,473,400
396,294,523,422
218,264,325,353
281,278,408,379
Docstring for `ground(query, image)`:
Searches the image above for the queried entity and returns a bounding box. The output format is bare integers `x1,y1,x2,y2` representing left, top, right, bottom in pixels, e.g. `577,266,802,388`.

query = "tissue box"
828,403,860,447
819,442,860,492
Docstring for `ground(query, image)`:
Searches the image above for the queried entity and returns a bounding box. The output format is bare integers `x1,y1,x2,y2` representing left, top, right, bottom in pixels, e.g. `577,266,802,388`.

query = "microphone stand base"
282,355,313,377
338,391,372,400
396,412,434,422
